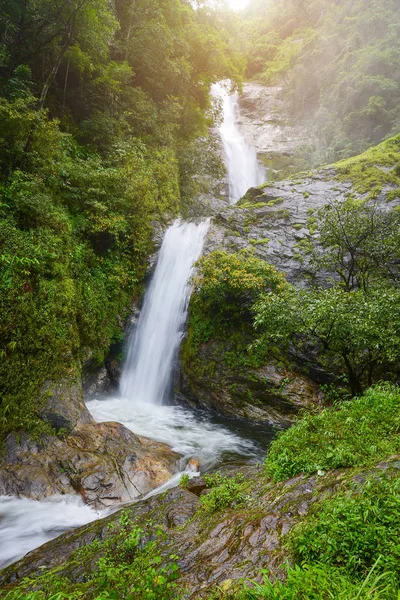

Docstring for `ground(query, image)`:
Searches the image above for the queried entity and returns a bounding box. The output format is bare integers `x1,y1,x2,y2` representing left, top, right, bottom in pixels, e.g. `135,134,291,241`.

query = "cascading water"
212,82,265,204
87,219,262,469
0,495,101,568
1,100,274,571
120,219,210,405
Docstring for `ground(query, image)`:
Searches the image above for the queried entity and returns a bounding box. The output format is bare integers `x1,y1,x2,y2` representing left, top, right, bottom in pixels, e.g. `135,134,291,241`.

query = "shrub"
288,476,400,581
231,562,398,599
198,472,249,514
265,384,400,481
1,512,181,600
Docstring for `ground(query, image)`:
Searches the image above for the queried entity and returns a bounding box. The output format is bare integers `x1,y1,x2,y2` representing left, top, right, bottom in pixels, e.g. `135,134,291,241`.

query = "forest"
0,0,400,598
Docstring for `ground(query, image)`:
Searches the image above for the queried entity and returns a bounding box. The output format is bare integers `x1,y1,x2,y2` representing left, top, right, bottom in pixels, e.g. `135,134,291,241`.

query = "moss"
249,238,270,246
266,197,284,206
335,134,400,198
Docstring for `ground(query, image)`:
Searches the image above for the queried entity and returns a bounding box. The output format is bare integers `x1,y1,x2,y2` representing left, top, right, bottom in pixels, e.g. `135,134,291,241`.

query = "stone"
187,457,201,472
3,459,399,596
0,422,180,509
39,377,92,434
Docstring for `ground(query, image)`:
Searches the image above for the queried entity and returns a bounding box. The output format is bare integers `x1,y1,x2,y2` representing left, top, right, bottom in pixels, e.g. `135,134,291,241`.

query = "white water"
87,399,259,473
95,215,260,472
0,184,268,571
120,219,210,405
212,81,265,204
0,495,100,568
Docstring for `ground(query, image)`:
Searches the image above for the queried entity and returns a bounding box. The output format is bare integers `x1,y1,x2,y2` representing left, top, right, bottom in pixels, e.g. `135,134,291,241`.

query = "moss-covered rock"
2,458,400,597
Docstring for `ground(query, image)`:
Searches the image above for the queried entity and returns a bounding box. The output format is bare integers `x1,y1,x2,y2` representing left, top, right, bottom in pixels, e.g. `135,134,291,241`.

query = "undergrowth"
0,512,181,600
198,472,249,514
265,384,400,481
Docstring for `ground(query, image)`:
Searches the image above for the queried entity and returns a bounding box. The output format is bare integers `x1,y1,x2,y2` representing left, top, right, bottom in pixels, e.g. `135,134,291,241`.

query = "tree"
254,285,400,396
311,199,400,291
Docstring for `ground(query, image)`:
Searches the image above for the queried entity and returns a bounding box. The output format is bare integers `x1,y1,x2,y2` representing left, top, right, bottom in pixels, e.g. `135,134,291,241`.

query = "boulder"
0,422,179,509
181,342,322,426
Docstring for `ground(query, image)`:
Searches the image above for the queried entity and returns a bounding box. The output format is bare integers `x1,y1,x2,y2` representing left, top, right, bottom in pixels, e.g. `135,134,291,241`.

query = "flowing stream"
88,218,263,471
211,82,265,204
0,89,272,570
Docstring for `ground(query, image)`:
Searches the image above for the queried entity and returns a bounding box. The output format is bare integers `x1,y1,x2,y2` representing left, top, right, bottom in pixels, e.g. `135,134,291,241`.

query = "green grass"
335,134,400,199
229,562,399,599
288,476,400,581
265,384,400,481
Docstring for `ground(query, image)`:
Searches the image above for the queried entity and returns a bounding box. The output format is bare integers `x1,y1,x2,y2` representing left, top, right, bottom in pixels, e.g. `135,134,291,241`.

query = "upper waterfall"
119,219,210,405
212,82,265,204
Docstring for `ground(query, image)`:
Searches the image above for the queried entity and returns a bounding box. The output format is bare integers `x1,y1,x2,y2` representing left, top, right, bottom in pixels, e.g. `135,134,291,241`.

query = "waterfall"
212,82,265,204
119,219,210,405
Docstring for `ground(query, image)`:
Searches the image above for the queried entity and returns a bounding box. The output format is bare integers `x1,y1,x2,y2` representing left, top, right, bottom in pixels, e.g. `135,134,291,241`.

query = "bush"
231,562,398,599
1,512,181,600
198,472,249,514
265,384,400,481
288,476,400,581
185,250,288,358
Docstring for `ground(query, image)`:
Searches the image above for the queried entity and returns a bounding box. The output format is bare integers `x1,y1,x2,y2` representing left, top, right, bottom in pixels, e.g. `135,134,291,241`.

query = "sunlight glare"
227,0,249,10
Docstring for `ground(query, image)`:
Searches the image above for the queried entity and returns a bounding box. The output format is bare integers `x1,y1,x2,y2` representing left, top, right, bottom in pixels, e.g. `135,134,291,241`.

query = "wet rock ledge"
1,457,399,597
0,378,179,508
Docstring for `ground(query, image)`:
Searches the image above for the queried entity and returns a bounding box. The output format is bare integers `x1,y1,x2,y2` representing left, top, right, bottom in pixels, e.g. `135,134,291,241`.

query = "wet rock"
4,459,400,596
82,367,111,398
39,377,92,434
187,457,201,472
0,422,179,509
181,349,322,426
238,83,312,161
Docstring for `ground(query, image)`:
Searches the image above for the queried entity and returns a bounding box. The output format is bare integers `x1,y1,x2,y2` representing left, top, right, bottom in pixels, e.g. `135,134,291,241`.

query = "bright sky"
226,0,249,10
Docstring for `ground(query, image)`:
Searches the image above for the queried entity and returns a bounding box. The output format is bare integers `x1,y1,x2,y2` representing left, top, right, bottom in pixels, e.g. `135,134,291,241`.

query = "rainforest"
0,0,400,598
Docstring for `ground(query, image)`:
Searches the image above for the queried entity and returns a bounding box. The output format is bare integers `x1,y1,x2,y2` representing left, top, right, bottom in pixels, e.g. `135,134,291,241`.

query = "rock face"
2,457,399,596
0,377,179,508
179,133,400,422
238,83,310,160
180,344,322,426
204,169,355,284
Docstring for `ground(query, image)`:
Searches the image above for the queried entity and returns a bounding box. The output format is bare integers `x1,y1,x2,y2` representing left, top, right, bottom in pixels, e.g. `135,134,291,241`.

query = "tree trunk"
343,353,363,397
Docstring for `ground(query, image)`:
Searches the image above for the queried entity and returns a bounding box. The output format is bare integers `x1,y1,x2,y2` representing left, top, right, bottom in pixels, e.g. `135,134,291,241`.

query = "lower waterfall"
120,219,210,405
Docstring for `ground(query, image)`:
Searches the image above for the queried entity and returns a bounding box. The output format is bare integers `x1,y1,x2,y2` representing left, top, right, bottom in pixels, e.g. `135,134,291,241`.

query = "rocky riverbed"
2,457,399,597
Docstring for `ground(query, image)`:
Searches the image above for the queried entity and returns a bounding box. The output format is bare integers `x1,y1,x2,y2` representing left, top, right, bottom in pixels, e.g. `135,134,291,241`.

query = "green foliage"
289,476,400,581
244,0,400,165
0,0,245,441
199,472,249,514
1,512,181,600
179,473,190,489
231,562,398,599
254,284,400,395
311,195,400,291
264,385,400,481
189,250,287,344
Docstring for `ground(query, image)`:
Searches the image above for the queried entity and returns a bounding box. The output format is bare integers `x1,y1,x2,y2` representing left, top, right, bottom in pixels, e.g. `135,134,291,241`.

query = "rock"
0,422,179,509
82,367,111,398
238,83,312,161
3,458,399,596
39,377,92,434
187,457,201,472
180,346,322,426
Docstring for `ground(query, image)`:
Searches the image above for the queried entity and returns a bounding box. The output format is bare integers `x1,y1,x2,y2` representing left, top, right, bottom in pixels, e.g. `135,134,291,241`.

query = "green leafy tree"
255,285,400,395
311,199,400,291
